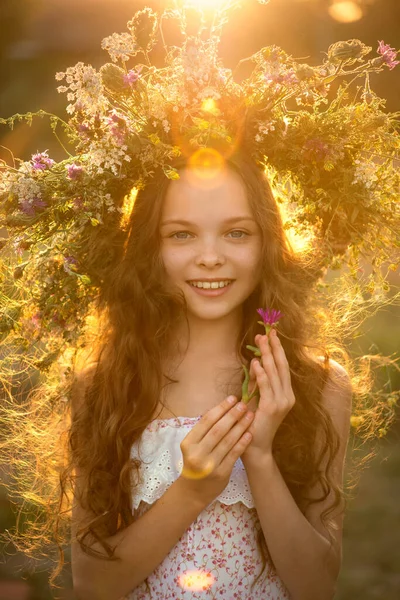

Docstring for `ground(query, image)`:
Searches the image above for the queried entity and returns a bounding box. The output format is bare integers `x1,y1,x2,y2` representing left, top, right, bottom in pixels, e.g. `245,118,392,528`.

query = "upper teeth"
190,281,231,289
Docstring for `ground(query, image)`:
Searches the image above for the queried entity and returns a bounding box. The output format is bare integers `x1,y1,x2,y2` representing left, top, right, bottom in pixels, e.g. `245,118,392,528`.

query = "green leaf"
163,168,180,180
79,275,91,285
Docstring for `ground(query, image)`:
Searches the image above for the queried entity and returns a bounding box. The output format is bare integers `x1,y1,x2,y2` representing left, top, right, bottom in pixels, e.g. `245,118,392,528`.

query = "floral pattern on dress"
122,416,291,599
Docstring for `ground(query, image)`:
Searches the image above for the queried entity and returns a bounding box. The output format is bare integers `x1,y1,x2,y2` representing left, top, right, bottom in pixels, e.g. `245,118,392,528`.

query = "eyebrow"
160,216,256,227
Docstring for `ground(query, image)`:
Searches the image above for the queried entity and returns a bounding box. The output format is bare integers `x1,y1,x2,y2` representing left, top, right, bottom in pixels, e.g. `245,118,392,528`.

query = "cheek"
160,246,188,277
234,245,262,273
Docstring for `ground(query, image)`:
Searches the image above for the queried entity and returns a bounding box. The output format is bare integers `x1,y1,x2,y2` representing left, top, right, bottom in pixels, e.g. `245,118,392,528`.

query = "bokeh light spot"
178,569,215,592
186,147,227,189
188,148,225,174
180,457,215,480
201,98,220,116
328,1,364,23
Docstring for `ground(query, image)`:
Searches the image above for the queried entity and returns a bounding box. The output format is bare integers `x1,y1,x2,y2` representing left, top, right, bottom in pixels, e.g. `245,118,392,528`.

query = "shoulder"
318,357,352,405
316,356,352,443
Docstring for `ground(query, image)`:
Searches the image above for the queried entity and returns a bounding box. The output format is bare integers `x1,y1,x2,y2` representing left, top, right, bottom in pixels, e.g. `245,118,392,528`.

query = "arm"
70,366,207,600
72,476,206,600
243,360,352,600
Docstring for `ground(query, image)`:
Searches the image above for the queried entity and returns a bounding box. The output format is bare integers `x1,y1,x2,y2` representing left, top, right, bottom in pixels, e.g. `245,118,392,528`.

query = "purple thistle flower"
106,110,127,145
72,196,84,211
123,69,141,86
377,41,400,70
264,68,298,87
77,123,90,135
64,256,78,273
31,312,42,329
66,163,83,180
31,151,55,171
256,308,283,326
65,256,78,265
20,197,48,216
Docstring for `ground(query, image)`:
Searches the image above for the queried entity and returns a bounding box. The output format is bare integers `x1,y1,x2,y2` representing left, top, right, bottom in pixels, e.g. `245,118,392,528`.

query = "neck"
170,308,243,363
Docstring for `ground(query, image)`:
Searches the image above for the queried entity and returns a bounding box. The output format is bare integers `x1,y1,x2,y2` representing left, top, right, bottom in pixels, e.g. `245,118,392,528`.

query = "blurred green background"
1,1,399,598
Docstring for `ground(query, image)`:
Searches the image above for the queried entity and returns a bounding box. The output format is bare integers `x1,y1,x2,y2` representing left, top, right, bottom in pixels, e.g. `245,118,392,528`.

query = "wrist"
242,450,275,470
175,475,210,511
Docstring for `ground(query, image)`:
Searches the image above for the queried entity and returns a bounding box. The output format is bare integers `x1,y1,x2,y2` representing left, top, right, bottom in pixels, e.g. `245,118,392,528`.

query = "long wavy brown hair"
1,149,397,596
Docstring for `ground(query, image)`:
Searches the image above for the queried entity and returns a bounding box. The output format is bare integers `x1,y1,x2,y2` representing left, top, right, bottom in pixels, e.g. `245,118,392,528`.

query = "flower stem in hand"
242,308,283,404
246,344,261,356
241,364,260,405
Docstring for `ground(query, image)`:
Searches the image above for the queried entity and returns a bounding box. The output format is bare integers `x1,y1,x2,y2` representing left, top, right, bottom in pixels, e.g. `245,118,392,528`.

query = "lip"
187,281,234,296
186,279,234,282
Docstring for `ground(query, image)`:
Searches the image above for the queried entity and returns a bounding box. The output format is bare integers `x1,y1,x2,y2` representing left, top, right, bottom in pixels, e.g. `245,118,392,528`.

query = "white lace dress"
123,415,291,599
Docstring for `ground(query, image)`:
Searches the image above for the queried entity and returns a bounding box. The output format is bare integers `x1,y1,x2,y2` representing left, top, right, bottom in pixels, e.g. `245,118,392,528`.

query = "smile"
187,281,234,296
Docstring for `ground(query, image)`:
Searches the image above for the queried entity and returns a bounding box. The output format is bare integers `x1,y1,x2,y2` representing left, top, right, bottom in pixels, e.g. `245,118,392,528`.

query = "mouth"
186,280,235,296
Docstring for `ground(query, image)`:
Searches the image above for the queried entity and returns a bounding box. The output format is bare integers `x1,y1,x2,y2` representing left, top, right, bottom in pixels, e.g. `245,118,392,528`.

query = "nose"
195,238,226,267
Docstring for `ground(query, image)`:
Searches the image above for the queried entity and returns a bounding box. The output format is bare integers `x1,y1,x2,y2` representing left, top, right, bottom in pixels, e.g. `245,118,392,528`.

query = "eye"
169,231,192,240
168,229,249,240
228,230,249,239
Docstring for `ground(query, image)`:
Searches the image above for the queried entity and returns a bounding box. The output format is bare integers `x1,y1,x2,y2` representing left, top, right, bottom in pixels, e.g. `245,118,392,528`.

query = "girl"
0,6,398,600
69,150,352,600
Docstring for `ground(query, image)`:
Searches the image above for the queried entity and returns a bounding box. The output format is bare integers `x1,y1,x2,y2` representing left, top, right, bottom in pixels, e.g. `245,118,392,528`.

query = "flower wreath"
0,0,399,376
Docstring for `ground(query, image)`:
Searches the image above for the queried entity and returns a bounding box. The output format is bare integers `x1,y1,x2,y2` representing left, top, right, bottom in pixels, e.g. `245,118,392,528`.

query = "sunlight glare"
201,98,220,116
178,569,215,592
184,0,232,10
328,1,364,23
276,198,314,254
187,147,227,189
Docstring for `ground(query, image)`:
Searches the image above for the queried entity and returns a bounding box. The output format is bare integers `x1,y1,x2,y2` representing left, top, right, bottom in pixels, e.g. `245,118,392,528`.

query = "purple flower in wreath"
20,197,48,216
66,163,83,180
63,256,78,273
303,138,330,161
123,69,141,87
107,110,127,145
31,151,55,171
377,41,400,70
72,197,84,211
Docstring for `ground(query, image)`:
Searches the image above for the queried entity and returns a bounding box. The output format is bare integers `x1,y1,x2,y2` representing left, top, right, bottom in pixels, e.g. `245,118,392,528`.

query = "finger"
253,359,274,400
269,330,292,393
248,360,258,396
183,396,239,446
259,335,282,397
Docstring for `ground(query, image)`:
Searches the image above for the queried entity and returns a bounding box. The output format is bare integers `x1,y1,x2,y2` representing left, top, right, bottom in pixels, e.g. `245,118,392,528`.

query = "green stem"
241,364,260,405
246,344,261,356
241,364,250,403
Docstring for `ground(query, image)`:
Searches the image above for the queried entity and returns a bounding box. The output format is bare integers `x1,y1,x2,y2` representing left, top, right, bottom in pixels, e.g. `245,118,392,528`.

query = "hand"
178,396,255,508
241,329,295,465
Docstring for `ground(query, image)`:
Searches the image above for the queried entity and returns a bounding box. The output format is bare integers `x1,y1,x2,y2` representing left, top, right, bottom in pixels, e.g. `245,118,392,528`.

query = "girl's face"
159,166,263,322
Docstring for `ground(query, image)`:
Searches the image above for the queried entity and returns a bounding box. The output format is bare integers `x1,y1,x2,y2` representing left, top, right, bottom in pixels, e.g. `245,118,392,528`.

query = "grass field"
336,424,400,599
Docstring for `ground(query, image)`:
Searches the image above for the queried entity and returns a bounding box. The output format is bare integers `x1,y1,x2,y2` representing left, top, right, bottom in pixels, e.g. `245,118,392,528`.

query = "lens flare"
328,1,364,23
180,456,216,480
178,569,215,592
201,98,220,116
186,147,227,189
